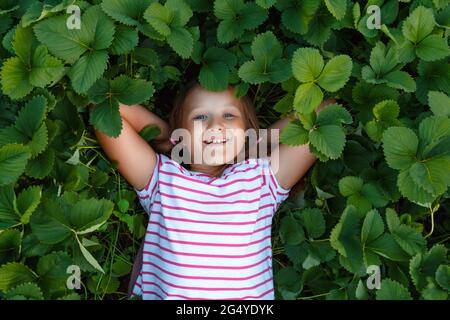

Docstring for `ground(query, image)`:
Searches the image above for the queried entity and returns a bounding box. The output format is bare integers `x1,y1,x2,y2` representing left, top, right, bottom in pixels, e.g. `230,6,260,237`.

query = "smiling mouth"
203,138,229,145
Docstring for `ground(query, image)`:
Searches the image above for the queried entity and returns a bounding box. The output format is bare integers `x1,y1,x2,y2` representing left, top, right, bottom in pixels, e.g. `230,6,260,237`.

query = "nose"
207,117,225,136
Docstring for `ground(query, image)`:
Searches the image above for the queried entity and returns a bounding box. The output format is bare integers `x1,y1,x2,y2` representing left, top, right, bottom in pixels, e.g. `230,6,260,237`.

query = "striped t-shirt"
131,153,291,300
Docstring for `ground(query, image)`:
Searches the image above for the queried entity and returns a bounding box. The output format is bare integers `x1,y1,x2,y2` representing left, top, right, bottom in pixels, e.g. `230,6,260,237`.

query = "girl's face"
181,85,247,167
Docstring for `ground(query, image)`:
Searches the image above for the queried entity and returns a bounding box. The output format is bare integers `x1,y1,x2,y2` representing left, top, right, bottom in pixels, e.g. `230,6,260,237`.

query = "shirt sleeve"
133,153,161,214
258,156,291,209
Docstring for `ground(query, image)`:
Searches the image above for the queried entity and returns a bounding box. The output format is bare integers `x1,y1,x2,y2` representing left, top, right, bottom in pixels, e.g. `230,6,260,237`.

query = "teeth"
205,138,227,144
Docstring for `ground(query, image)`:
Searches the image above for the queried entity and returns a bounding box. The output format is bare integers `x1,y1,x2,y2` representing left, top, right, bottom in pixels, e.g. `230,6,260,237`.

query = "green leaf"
0,262,38,292
139,124,161,142
299,208,325,239
397,168,435,206
167,26,193,59
409,157,450,196
376,279,412,300
110,25,138,55
339,176,364,197
385,208,401,233
291,47,324,83
293,82,323,114
89,99,122,138
110,75,155,106
367,233,410,262
16,185,42,225
315,104,352,126
0,229,21,265
277,0,321,35
392,224,426,256
0,103,49,160
69,199,114,234
383,70,416,92
34,5,115,63
4,282,44,300
402,6,435,44
279,215,304,245
29,198,72,245
75,235,104,273
309,125,346,159
361,209,384,244
166,0,193,27
373,100,400,121
416,35,450,62
101,0,153,26
238,32,290,84
68,50,109,94
214,0,267,43
251,31,282,64
436,265,450,291
0,45,64,100
238,60,269,84
143,2,172,36
275,267,303,299
382,127,418,170
324,0,347,20
0,184,19,229
330,205,362,262
37,251,72,298
0,144,31,186
410,245,448,291
279,120,309,146
256,0,276,9
361,183,389,208
316,55,352,92
200,62,230,91
428,91,450,116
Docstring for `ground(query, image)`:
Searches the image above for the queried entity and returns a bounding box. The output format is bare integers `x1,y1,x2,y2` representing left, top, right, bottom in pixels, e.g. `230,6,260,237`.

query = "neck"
189,163,229,177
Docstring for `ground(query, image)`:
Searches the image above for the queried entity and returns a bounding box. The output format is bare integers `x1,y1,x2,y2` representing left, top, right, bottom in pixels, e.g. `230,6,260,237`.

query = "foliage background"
0,0,449,300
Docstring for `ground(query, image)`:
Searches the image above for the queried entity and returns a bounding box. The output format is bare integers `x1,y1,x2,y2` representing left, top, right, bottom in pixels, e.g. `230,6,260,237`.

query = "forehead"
183,85,244,113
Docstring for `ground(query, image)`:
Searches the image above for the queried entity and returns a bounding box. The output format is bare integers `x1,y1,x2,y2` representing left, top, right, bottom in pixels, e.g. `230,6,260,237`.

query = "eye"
193,114,207,120
224,113,235,119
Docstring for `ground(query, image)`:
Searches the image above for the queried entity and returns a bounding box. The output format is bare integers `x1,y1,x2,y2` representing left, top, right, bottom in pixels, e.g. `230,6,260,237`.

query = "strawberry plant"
0,0,449,300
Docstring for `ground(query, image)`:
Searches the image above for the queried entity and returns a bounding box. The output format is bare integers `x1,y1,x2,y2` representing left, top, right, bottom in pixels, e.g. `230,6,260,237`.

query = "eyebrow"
188,105,241,115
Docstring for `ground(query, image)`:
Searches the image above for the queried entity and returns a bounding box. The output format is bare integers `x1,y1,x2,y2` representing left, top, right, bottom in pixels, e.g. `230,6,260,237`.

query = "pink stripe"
141,154,159,192
159,169,260,187
155,201,274,215
150,210,272,226
144,154,158,191
142,290,164,299
146,232,271,247
146,242,271,258
159,180,261,197
164,161,187,174
143,261,272,280
143,252,271,269
138,183,157,200
142,272,272,291
268,172,290,195
149,221,271,236
158,191,270,204
141,285,274,300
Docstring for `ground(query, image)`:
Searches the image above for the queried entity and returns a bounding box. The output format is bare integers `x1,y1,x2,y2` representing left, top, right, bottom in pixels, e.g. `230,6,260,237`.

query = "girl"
94,79,332,300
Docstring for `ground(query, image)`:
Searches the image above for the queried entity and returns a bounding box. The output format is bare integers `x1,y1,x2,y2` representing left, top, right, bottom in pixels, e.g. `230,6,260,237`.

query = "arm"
93,103,171,191
269,99,336,190
119,103,173,154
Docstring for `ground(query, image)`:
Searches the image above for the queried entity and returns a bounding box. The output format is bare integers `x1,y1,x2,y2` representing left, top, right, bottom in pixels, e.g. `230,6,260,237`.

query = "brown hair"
168,79,305,199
